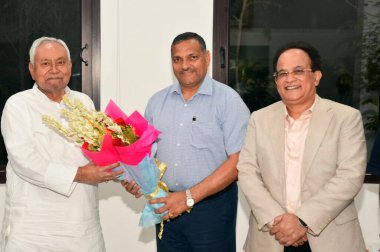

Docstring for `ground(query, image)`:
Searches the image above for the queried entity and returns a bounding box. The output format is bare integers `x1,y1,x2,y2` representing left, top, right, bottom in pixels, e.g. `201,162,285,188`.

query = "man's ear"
28,63,35,80
314,70,322,86
205,50,211,66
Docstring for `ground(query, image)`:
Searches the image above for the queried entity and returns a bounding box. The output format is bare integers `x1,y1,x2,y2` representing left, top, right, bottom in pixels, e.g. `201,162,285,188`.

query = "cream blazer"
238,97,367,252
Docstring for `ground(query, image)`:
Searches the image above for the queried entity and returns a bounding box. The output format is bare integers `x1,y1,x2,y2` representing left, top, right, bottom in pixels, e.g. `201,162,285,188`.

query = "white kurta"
0,85,105,252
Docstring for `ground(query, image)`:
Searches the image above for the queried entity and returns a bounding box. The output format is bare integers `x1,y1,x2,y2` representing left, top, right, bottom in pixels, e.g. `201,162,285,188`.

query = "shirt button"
179,123,183,126
174,163,178,166
177,143,181,147
184,104,188,107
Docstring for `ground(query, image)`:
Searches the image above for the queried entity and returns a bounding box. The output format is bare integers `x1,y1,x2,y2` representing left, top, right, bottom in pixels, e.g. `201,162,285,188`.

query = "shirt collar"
32,83,71,103
170,75,213,97
283,95,318,120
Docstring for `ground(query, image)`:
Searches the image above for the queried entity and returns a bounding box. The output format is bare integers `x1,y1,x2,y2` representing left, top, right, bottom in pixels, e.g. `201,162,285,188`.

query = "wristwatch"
185,189,194,209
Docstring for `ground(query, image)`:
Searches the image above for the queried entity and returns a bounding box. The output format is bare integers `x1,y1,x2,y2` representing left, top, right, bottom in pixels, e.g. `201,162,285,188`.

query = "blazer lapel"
301,97,333,184
268,102,286,203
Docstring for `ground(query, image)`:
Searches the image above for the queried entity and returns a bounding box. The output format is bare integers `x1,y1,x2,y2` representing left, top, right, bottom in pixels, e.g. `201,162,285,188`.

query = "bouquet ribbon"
121,155,169,234
145,161,168,200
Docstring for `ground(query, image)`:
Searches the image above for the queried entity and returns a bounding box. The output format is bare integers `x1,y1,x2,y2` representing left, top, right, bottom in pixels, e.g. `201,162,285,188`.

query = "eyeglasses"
273,68,313,81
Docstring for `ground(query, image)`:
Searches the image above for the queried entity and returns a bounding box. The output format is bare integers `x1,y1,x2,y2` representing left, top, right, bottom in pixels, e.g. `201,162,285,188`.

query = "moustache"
179,69,194,74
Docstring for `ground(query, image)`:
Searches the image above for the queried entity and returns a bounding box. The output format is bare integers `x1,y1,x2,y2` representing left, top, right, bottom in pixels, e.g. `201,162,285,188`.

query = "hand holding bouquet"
43,96,169,230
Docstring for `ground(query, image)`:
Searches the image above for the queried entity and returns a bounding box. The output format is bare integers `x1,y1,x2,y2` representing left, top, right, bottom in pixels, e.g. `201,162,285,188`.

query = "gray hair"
29,36,71,65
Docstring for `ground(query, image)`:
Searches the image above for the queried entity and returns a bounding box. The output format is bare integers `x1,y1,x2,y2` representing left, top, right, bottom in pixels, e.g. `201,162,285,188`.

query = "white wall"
100,0,213,114
0,1,379,252
99,1,215,251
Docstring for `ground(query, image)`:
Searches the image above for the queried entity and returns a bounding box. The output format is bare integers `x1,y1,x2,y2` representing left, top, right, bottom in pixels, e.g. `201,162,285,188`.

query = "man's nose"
284,72,297,81
181,59,190,70
49,63,59,73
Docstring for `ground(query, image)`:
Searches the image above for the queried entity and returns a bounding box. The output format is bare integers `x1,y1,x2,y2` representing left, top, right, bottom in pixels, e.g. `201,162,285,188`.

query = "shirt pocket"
190,122,222,149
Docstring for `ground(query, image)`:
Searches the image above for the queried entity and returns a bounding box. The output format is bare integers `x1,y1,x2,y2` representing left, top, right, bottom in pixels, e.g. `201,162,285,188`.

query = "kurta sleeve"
1,96,78,196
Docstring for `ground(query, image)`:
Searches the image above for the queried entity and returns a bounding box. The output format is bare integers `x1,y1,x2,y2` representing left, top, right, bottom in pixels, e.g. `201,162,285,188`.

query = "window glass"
229,0,379,152
0,0,81,179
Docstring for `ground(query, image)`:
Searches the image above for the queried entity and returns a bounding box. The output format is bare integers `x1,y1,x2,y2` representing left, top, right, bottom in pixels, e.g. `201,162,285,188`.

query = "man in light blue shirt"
144,32,249,252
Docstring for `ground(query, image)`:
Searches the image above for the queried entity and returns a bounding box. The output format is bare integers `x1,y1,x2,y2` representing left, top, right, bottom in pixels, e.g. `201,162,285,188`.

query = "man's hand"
74,162,123,185
149,191,188,220
121,180,143,198
293,234,308,247
270,213,308,247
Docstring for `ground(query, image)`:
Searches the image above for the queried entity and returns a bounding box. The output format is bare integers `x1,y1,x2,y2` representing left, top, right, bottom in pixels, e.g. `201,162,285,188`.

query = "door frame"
82,0,101,110
212,0,229,85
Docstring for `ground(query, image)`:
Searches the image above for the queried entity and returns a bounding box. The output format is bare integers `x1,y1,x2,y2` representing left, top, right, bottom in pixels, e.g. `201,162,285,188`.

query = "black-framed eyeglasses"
273,68,314,81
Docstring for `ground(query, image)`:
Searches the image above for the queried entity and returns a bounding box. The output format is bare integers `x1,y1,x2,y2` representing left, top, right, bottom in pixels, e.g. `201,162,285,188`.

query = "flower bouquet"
42,96,169,233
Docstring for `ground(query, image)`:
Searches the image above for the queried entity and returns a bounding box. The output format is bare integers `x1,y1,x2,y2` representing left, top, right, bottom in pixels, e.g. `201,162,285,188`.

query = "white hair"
29,36,71,65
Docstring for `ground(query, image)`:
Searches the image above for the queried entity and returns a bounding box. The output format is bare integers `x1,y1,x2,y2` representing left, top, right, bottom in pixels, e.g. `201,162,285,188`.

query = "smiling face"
29,41,72,102
171,38,210,92
275,48,322,110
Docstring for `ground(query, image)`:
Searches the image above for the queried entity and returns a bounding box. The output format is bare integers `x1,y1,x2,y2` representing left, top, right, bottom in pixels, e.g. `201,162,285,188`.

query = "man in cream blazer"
238,41,367,252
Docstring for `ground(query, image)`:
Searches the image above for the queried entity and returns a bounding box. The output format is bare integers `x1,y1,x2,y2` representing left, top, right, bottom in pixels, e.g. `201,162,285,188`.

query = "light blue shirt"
145,75,250,191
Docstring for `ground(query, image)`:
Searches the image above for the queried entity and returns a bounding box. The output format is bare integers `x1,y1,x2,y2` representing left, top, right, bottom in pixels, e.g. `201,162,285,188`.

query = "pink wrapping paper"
81,100,160,166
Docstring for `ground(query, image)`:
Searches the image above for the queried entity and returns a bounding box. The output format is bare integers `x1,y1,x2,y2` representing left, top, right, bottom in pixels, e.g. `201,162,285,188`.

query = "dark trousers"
284,242,312,252
156,182,238,252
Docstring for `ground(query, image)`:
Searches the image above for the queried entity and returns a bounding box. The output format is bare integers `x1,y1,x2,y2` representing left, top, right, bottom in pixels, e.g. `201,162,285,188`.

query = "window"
0,0,100,183
213,0,380,183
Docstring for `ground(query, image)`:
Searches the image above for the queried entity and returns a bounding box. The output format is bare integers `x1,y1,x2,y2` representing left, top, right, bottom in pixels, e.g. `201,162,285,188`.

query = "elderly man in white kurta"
0,37,122,252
